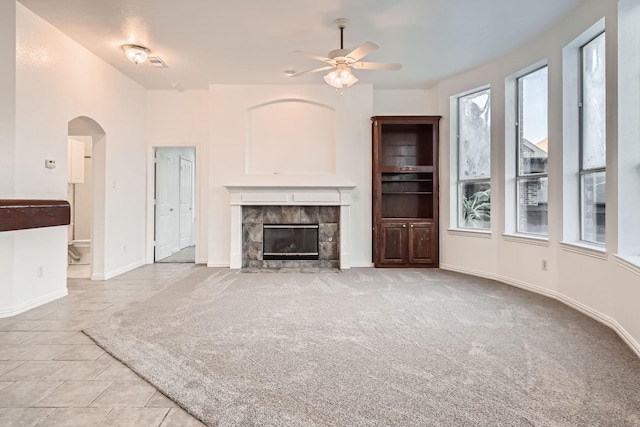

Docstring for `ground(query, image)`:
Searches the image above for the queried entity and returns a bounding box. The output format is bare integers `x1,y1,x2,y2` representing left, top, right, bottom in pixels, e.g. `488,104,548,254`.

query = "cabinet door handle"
402,224,406,228
410,224,414,228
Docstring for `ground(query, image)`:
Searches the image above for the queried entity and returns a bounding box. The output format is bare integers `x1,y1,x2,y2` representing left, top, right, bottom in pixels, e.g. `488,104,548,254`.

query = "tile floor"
0,263,205,427
67,264,91,279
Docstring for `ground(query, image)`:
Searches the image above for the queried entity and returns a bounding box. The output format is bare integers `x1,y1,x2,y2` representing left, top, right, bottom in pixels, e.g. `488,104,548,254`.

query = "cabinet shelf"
381,179,432,182
382,191,433,195
379,166,434,173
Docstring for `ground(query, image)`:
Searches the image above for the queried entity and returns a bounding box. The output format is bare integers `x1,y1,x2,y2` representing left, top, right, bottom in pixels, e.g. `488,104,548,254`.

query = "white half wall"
0,227,69,317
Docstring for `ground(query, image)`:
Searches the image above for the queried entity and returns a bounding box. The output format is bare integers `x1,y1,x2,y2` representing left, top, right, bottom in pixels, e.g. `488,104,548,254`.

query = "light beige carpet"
84,267,640,426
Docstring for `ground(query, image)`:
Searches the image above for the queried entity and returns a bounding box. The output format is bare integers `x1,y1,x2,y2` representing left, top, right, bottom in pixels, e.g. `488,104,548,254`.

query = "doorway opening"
67,116,106,279
154,147,196,263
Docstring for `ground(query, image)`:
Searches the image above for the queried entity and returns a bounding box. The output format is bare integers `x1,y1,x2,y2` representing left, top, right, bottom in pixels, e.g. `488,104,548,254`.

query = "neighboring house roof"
522,138,548,157
536,138,549,153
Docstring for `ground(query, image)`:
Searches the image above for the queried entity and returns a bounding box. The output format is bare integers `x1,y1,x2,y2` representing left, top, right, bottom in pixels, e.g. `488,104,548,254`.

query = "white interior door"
179,156,194,248
155,150,174,261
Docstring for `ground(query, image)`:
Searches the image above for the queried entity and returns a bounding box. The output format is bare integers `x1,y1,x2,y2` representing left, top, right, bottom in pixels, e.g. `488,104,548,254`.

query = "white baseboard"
553,292,640,359
494,273,559,301
440,264,640,359
350,263,375,268
0,288,68,318
207,262,230,268
93,258,146,281
439,264,498,281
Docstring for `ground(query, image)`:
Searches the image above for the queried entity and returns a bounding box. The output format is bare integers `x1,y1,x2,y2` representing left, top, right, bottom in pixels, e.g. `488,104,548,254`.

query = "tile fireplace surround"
243,205,339,269
225,186,355,269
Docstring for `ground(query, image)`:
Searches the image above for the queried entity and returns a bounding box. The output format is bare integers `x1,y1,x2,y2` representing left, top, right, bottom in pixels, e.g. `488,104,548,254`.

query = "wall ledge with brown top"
0,200,70,232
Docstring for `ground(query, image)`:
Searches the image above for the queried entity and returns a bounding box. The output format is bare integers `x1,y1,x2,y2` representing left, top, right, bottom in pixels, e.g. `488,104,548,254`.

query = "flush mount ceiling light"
121,44,150,64
290,18,401,90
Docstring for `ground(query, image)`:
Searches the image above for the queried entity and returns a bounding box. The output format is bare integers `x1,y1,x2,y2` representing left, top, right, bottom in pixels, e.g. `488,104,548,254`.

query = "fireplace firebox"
263,224,319,260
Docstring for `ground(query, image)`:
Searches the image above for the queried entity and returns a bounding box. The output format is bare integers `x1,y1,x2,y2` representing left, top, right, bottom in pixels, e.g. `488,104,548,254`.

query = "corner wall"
436,0,640,355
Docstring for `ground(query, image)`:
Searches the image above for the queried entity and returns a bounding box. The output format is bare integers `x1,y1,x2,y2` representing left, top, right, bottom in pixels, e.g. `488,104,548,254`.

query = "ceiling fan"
290,18,402,89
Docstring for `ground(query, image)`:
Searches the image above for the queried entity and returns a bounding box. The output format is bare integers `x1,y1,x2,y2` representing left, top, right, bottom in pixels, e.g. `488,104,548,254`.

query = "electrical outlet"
542,259,548,271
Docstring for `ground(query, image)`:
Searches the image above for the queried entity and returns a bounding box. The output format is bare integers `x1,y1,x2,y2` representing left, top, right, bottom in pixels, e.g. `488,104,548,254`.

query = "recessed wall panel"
247,100,336,174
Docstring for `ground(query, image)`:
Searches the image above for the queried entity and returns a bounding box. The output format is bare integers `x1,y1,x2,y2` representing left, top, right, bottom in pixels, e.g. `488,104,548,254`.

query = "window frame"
578,31,606,245
456,88,492,230
514,65,549,236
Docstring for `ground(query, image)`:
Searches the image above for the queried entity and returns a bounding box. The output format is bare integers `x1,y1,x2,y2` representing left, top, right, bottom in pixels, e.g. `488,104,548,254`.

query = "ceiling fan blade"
345,42,379,61
352,62,402,71
291,50,333,63
290,65,334,77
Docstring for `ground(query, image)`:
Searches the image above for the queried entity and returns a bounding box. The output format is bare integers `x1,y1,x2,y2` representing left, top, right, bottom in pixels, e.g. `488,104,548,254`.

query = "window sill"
447,228,492,239
559,241,607,260
502,233,550,247
613,254,640,277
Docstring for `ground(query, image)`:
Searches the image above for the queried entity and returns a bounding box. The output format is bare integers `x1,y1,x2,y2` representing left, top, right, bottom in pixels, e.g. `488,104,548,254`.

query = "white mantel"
225,185,356,269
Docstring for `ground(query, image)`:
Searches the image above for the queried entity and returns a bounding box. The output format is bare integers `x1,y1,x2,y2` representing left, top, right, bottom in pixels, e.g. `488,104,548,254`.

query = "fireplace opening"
263,224,319,260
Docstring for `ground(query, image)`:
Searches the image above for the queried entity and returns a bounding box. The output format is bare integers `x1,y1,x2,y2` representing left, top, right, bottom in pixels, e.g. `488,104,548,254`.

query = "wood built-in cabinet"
372,116,441,267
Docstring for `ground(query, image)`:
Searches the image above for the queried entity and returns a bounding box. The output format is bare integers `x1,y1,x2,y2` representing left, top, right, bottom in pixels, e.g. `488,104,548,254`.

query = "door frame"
67,116,106,280
154,148,180,261
146,146,198,264
178,155,195,249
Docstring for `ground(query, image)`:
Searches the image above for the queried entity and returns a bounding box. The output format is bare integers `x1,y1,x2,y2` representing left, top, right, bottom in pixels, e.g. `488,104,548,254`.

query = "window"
580,33,606,244
562,19,606,249
457,88,491,229
516,66,548,235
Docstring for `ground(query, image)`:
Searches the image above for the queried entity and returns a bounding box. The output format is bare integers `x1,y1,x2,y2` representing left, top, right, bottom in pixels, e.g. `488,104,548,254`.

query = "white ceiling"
17,0,584,90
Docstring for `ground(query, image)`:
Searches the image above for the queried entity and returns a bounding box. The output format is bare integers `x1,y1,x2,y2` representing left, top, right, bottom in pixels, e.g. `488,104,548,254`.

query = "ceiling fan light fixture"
122,44,150,64
323,66,358,89
291,18,399,90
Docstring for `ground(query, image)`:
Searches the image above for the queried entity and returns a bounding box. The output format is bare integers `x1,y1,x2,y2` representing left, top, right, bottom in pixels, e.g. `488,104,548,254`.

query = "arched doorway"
67,116,106,280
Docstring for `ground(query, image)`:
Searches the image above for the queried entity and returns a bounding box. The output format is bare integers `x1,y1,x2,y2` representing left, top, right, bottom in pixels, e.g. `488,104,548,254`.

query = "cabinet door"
409,222,434,265
379,222,408,265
